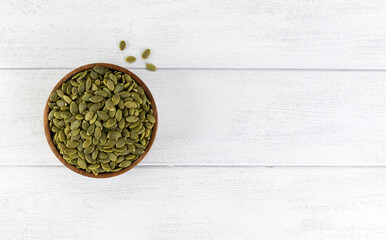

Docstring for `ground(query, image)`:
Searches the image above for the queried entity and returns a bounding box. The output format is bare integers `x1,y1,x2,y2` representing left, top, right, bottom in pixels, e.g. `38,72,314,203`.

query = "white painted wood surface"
1,0,386,239
2,69,386,166
2,166,386,240
2,0,386,69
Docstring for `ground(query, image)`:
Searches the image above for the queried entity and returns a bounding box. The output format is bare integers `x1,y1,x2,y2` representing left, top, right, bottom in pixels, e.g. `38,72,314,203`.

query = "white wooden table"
2,1,386,239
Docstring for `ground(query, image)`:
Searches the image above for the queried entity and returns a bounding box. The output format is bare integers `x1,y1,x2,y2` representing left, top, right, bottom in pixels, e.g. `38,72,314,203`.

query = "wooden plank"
1,166,386,239
2,69,386,166
2,0,386,69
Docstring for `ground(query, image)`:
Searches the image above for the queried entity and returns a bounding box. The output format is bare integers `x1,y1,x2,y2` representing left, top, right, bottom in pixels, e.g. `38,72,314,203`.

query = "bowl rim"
43,63,158,178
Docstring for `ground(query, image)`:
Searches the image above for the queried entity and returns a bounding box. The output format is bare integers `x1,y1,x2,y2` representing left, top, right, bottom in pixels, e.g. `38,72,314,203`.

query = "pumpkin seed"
63,95,72,104
89,95,104,103
119,40,126,50
106,80,115,91
124,101,137,108
119,160,132,168
125,154,137,160
126,116,139,123
85,111,94,121
112,94,120,105
133,149,145,155
66,141,79,148
70,102,78,115
145,63,157,71
89,103,100,112
116,138,126,148
142,49,151,59
78,158,87,169
125,56,136,63
93,66,106,75
84,146,95,155
107,131,121,139
105,99,115,111
147,114,156,123
89,163,100,170
101,162,111,171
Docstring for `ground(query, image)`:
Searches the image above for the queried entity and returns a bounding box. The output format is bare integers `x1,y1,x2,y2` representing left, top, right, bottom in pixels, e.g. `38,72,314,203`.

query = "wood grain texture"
2,0,386,69
2,69,386,166
1,166,386,240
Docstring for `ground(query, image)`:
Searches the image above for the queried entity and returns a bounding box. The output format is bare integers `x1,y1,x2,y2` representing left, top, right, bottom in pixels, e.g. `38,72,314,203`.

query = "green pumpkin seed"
108,108,116,118
107,152,117,161
119,160,132,168
126,56,136,63
122,128,130,138
145,128,151,138
107,131,121,139
66,141,79,148
93,66,106,75
89,95,104,103
111,167,123,172
61,111,71,118
133,149,145,155
90,71,98,79
78,101,87,113
87,124,95,135
126,116,139,123
105,118,116,128
109,161,116,169
100,132,107,144
119,91,131,99
88,103,99,112
63,95,72,104
89,163,100,170
109,74,117,82
106,80,115,91
119,41,126,51
70,128,81,137
64,148,77,155
142,49,151,59
124,101,137,109
70,102,78,115
89,113,98,124
95,90,108,97
94,127,102,139
78,158,87,169
105,99,115,111
101,162,111,171
56,100,66,107
85,111,94,121
114,109,122,121
50,92,58,101
118,118,125,129
146,114,156,123
82,139,91,148
84,146,95,155
130,131,138,140
145,63,157,71
112,94,120,105
92,149,98,160
84,154,94,164
125,154,137,161
116,138,126,148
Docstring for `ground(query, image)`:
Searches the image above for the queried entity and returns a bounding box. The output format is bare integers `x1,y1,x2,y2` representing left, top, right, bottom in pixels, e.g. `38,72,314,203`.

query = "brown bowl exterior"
43,63,158,178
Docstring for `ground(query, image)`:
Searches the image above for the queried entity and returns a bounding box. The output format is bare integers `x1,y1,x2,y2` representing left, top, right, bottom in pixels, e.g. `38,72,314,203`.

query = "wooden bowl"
43,63,158,178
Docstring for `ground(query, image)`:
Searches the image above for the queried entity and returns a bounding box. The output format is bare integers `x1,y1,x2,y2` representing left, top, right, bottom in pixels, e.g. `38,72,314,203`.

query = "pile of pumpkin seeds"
47,65,156,175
